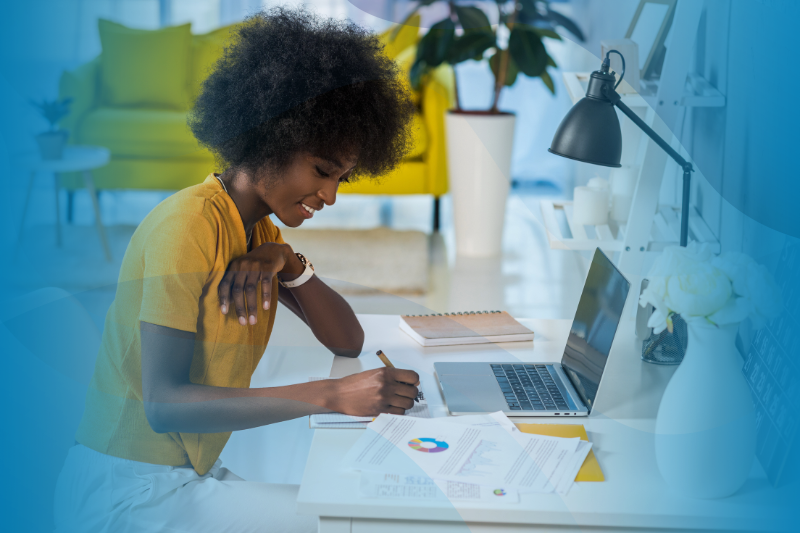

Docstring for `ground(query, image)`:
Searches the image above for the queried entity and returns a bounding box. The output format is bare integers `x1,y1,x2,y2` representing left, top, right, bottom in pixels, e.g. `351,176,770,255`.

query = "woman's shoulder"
149,176,231,223
135,178,226,243
172,175,228,215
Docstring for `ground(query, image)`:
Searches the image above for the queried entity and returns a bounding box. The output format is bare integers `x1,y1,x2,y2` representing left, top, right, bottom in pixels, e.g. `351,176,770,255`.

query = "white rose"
663,263,732,318
641,245,781,332
712,252,782,328
639,244,732,333
708,296,752,326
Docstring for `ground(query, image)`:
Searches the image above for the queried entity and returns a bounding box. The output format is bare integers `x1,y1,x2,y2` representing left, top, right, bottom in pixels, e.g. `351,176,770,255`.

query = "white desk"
296,312,789,532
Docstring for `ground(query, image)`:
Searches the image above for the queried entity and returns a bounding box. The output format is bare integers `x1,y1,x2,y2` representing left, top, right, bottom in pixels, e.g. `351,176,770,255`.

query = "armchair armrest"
58,56,100,141
420,64,455,197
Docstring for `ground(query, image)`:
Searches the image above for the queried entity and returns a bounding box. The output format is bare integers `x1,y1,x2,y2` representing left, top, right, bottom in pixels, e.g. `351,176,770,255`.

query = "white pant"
54,445,317,533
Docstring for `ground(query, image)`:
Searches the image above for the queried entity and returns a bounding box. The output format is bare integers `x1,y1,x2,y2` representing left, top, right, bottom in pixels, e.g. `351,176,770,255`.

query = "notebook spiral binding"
404,310,503,317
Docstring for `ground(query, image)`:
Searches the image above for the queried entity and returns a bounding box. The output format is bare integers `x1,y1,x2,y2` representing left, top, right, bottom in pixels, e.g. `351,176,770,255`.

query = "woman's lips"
298,202,314,219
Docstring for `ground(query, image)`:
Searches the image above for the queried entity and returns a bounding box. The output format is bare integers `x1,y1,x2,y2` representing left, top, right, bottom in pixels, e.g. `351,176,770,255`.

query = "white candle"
611,165,638,196
574,186,609,225
611,194,633,222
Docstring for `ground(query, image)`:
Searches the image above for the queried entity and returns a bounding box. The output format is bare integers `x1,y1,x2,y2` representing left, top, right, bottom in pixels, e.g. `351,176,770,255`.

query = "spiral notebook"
399,311,534,347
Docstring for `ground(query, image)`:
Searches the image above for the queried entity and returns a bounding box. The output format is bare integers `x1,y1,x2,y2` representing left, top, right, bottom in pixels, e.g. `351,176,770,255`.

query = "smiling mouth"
300,202,318,218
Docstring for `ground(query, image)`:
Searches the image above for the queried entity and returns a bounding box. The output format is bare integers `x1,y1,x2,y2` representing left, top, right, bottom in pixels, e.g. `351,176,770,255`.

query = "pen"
376,350,423,403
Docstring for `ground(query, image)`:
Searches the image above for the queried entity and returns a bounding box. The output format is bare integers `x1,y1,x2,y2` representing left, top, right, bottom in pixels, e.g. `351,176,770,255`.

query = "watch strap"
279,253,315,288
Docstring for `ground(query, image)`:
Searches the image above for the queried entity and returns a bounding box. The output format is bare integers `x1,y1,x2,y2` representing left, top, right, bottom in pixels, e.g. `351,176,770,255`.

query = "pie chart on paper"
408,438,449,453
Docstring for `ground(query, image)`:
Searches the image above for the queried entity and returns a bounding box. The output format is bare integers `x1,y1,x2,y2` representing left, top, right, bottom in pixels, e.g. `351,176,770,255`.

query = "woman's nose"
318,180,338,206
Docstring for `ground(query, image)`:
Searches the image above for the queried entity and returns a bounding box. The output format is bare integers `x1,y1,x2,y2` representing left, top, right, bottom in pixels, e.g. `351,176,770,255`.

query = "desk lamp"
549,50,693,246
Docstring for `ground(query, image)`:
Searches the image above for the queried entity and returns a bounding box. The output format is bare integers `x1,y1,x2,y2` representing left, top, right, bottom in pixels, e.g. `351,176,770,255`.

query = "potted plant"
405,0,583,256
30,98,72,160
640,243,782,498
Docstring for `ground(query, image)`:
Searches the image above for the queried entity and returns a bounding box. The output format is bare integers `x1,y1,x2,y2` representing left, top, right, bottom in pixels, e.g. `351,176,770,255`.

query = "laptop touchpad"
440,374,505,413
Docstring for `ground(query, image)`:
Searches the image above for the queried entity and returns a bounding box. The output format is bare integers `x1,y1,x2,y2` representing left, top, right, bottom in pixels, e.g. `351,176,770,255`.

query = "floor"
9,186,595,485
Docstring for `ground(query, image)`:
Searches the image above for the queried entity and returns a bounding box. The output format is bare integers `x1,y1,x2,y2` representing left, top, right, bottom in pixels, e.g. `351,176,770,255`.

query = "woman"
55,8,418,532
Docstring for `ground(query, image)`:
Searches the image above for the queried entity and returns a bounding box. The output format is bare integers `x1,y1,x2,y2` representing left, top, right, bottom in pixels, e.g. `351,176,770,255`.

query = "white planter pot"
445,112,515,257
655,317,757,499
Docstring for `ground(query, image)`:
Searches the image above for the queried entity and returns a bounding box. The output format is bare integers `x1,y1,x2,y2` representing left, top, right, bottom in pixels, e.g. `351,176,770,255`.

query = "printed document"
341,413,581,493
487,412,592,495
359,472,519,502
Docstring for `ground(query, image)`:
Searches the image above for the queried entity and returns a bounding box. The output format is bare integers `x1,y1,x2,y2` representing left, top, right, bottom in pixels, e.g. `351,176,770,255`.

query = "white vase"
655,317,757,499
445,112,515,257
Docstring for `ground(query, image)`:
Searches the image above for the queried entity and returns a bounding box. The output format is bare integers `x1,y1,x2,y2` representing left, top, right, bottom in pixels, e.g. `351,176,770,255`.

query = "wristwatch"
278,253,315,288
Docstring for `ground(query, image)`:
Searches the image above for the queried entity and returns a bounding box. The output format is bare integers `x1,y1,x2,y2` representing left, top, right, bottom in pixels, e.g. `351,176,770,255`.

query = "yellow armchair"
58,20,454,224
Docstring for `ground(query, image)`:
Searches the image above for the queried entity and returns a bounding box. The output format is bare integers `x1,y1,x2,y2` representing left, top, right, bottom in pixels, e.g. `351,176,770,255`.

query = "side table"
15,145,112,261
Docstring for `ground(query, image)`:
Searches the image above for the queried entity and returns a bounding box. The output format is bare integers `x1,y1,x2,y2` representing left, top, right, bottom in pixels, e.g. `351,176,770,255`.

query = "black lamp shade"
549,96,623,168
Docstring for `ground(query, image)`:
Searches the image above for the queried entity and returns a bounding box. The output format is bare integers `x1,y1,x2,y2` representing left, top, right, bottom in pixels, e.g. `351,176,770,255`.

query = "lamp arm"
602,86,691,172
602,85,693,246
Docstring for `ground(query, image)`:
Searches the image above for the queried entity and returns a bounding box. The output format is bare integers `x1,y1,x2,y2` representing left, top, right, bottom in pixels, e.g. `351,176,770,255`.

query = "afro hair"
188,6,416,182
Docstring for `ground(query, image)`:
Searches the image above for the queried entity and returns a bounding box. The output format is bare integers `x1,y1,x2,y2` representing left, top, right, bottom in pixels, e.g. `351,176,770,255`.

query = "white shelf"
540,199,720,253
562,72,726,108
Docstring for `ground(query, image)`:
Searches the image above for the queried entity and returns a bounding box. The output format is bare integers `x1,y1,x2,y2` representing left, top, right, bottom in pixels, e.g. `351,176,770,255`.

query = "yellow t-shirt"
76,174,284,475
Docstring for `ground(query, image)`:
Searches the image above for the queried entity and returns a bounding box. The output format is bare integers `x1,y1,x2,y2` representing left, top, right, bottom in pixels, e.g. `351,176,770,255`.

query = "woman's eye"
315,166,329,177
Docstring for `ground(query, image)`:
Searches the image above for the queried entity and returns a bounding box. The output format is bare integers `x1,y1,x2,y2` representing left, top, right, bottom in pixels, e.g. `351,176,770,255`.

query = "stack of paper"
341,412,593,501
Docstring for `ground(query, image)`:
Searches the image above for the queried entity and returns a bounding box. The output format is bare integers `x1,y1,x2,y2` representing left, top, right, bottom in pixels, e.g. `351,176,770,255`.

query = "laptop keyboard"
491,364,570,411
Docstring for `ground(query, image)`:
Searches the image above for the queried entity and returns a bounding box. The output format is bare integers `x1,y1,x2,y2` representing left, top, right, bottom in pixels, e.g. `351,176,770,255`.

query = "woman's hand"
326,368,420,417
218,242,303,325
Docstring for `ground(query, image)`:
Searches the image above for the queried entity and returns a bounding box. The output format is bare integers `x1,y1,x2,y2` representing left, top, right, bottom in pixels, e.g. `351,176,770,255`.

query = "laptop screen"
561,249,630,412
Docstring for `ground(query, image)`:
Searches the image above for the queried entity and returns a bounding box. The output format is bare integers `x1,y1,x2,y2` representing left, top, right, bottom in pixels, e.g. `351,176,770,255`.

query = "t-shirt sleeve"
139,213,216,333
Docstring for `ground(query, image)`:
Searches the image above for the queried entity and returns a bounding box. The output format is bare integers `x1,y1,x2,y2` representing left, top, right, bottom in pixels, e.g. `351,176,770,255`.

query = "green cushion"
79,107,210,159
98,19,192,110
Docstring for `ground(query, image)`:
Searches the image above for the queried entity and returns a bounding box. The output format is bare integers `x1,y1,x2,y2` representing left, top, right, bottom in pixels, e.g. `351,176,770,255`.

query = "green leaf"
533,28,562,41
547,54,557,68
508,27,547,77
410,59,425,91
454,5,492,32
489,50,520,87
540,69,555,94
417,18,455,67
447,31,496,64
546,8,585,42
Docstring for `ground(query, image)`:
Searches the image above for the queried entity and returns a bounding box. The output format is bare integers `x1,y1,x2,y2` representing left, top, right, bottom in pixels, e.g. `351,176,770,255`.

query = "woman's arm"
218,242,364,357
140,321,417,434
277,254,364,357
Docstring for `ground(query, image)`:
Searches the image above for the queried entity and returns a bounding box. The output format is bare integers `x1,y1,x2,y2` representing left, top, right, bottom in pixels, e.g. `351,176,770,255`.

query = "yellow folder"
515,423,605,482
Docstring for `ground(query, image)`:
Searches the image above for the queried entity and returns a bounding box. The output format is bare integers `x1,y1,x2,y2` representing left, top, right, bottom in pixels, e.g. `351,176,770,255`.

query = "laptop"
434,248,630,417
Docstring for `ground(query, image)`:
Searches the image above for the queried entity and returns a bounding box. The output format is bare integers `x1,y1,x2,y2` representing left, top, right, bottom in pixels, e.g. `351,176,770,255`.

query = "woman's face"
260,151,358,228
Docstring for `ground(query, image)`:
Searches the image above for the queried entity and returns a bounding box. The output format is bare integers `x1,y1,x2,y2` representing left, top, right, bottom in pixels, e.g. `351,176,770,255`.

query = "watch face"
295,253,313,271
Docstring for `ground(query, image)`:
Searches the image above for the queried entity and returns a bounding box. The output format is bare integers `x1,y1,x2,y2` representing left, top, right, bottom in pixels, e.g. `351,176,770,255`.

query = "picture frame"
625,0,677,81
